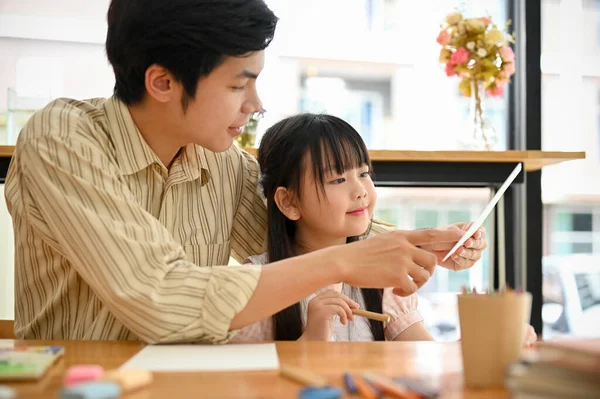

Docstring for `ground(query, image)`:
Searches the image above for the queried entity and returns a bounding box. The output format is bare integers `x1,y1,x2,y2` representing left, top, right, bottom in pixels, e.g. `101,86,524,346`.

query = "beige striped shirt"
4,96,267,344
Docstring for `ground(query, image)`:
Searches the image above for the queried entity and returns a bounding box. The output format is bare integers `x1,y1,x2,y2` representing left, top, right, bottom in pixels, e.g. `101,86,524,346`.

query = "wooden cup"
457,292,532,389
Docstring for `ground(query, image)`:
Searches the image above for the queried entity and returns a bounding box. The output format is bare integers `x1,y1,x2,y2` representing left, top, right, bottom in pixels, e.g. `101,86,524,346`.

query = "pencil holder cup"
457,291,532,389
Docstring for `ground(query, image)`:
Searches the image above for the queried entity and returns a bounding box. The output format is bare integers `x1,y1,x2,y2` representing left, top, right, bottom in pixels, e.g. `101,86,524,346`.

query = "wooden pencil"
279,364,327,388
362,372,421,399
351,309,391,323
353,374,379,399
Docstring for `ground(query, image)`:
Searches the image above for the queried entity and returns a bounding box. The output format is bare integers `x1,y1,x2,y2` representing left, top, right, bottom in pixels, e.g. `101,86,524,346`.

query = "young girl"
230,113,431,342
232,113,537,344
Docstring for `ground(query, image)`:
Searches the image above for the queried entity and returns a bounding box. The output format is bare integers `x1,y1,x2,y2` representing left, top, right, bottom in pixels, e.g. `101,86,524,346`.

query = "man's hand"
420,222,488,271
338,228,464,297
523,324,537,347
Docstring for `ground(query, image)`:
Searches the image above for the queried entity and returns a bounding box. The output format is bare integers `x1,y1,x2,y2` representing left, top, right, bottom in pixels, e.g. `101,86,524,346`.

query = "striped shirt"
4,96,267,344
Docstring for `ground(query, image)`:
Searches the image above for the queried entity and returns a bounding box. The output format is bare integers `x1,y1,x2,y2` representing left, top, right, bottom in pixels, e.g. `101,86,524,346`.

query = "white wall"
0,0,112,320
0,38,114,110
0,185,14,320
1,0,109,18
540,0,600,203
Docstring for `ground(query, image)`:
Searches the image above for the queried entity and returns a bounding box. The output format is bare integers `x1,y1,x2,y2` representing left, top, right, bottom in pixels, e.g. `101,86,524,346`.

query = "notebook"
120,343,280,372
0,346,65,380
506,339,600,398
534,338,600,373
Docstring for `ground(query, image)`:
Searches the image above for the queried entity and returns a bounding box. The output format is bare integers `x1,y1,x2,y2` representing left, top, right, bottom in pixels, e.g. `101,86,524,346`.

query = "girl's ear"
274,187,300,220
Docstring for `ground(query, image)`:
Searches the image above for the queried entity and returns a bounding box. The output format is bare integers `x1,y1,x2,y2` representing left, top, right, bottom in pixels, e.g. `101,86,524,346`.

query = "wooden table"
1,339,509,399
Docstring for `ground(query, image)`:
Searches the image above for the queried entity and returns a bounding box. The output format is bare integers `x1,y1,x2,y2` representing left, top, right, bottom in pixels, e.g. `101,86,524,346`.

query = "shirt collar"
103,96,210,185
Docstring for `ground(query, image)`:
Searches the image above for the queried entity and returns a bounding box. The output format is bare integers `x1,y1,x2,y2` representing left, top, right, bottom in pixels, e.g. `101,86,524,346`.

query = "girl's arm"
392,321,434,341
382,288,434,341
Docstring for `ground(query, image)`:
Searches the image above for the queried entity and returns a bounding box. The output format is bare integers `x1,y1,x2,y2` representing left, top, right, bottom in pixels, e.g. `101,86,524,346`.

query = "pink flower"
499,46,515,62
450,47,470,65
479,17,492,26
502,61,516,76
486,86,504,97
445,63,456,77
436,30,451,46
496,78,509,87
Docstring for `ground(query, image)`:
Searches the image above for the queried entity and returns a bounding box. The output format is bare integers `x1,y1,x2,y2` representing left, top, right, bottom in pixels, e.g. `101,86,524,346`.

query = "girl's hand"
523,324,537,347
299,290,359,341
420,223,488,271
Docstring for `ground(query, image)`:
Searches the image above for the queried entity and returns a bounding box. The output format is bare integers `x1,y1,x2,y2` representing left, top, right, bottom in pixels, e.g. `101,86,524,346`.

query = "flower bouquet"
437,12,516,150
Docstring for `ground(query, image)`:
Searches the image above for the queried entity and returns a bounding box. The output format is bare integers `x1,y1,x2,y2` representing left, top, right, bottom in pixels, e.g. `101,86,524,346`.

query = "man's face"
178,51,265,152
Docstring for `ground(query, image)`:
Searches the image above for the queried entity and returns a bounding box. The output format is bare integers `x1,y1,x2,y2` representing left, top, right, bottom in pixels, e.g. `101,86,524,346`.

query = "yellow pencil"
351,309,391,323
279,364,327,388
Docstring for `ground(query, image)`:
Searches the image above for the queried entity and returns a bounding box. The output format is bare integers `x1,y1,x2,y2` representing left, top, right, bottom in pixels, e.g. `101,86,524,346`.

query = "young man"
4,0,487,343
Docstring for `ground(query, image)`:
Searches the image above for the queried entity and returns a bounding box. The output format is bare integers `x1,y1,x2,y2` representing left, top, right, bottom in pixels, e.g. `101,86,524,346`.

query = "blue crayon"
343,372,357,394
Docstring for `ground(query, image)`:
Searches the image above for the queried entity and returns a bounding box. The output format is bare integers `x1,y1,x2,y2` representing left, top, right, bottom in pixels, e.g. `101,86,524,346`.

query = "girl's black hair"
257,113,385,341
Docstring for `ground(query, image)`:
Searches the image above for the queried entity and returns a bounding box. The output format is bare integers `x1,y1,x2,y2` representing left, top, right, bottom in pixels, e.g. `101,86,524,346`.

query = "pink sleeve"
229,257,276,343
230,317,275,343
382,288,423,341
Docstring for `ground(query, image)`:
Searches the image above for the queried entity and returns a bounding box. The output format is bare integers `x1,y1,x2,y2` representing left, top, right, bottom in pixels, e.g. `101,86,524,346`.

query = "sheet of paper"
442,163,522,262
119,343,280,372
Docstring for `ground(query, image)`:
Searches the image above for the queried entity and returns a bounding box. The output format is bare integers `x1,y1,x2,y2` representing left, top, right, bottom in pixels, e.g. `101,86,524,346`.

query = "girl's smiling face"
295,150,376,244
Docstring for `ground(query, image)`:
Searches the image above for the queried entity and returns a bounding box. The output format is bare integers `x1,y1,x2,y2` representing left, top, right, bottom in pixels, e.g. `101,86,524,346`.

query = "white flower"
477,48,488,57
466,42,476,51
446,12,463,25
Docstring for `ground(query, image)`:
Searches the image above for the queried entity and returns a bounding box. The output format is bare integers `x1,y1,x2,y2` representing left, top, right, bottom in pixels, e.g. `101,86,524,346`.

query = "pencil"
362,372,420,399
279,364,327,388
353,374,379,399
343,372,357,394
351,309,390,323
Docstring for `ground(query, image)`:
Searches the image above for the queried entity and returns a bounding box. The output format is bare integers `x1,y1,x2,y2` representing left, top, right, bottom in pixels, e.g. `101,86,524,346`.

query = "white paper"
119,343,280,372
442,163,523,262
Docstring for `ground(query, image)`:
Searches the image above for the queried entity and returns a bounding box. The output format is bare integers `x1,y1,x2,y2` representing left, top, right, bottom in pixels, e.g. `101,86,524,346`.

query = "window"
374,187,492,341
299,76,389,147
555,212,593,232
542,0,600,338
258,0,510,150
582,0,600,53
414,210,439,230
546,206,600,256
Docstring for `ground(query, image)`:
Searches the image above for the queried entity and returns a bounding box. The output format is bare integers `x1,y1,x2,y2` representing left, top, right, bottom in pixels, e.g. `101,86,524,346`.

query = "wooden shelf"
1,145,585,172
244,147,585,172
0,146,14,157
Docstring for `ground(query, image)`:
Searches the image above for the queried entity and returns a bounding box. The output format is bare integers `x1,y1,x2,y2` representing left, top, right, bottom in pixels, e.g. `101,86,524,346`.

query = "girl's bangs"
303,116,371,195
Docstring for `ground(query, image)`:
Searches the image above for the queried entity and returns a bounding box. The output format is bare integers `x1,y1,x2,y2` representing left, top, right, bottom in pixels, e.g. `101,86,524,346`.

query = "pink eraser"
63,365,105,387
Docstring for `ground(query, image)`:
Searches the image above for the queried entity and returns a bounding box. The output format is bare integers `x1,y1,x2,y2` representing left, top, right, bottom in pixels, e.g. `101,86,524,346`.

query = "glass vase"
459,81,498,151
